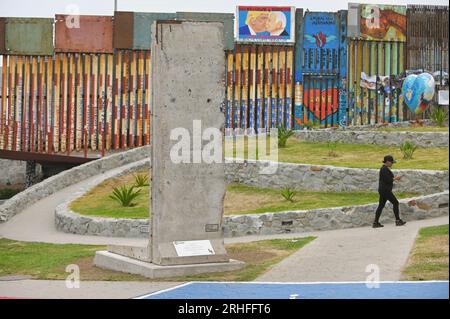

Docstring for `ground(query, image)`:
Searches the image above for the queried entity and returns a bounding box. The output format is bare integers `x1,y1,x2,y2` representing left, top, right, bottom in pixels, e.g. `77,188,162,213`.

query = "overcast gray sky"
0,0,448,17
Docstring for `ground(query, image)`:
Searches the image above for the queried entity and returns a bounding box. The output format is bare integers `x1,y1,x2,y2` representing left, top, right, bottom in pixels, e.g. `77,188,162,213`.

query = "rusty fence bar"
0,50,151,155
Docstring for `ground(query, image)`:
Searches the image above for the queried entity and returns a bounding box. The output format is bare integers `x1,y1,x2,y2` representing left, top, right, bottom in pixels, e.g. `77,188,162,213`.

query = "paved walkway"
255,216,449,282
0,279,180,299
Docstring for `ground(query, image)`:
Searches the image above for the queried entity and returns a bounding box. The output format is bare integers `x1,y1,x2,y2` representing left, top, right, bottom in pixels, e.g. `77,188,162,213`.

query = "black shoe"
396,219,406,226
373,222,384,228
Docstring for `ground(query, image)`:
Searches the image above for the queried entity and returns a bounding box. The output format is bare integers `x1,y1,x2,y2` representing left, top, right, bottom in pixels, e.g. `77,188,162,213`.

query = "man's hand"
394,176,401,181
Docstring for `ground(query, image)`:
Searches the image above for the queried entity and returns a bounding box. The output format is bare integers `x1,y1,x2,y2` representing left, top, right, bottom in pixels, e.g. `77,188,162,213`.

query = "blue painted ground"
137,281,449,299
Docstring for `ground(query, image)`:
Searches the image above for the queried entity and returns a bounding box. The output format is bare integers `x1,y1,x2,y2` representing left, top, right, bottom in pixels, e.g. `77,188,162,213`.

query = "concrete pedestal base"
94,251,245,279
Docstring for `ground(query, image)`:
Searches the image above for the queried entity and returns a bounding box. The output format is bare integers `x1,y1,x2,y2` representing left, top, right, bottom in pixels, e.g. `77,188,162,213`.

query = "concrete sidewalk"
255,216,449,282
0,279,181,299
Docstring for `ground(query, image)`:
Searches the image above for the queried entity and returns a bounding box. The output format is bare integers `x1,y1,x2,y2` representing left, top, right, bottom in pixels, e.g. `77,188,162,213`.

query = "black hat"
383,155,397,163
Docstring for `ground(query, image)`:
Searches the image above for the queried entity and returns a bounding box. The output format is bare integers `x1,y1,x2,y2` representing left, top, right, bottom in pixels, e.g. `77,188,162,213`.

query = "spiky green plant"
134,173,149,188
400,141,418,160
327,141,339,157
278,126,294,148
281,187,296,202
429,106,448,127
109,185,141,207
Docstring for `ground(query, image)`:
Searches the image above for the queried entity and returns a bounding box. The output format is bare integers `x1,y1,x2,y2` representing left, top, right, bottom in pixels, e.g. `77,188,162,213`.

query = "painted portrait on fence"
360,4,406,42
235,6,295,43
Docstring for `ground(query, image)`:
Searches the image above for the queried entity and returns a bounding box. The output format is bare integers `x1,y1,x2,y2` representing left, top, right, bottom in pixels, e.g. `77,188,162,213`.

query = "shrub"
109,185,141,207
400,141,418,160
134,173,149,188
429,106,448,127
278,126,294,148
327,141,339,157
281,187,296,202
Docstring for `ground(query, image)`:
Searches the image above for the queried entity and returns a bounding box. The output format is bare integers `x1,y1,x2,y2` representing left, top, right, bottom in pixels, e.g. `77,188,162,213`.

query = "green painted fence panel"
133,12,176,50
176,12,235,50
5,18,53,55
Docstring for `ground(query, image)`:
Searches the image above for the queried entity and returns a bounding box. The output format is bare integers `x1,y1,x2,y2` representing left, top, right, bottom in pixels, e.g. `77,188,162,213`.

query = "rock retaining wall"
225,160,448,194
55,191,449,238
294,130,449,148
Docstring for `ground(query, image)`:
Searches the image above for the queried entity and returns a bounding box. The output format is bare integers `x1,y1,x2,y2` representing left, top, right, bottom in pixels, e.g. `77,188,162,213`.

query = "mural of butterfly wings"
304,33,337,48
304,34,317,44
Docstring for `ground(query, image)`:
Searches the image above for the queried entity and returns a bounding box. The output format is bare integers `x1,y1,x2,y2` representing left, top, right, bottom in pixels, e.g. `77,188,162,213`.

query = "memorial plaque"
205,224,220,232
173,240,216,257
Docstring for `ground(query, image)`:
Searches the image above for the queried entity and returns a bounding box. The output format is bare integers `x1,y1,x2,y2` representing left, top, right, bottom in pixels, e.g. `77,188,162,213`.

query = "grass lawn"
225,137,449,170
0,237,315,282
70,172,418,219
401,224,449,281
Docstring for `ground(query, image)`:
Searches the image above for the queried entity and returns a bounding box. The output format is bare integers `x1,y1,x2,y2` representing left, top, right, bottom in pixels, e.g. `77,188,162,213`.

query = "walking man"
373,155,407,228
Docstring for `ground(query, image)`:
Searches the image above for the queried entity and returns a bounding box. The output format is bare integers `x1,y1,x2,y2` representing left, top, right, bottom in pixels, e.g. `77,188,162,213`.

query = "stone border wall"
223,191,449,237
55,191,449,238
0,146,151,222
293,130,449,148
331,119,440,131
225,160,448,194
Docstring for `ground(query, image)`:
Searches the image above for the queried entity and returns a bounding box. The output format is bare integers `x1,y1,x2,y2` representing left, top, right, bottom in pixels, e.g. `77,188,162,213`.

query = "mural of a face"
249,13,269,32
267,13,281,33
266,12,287,34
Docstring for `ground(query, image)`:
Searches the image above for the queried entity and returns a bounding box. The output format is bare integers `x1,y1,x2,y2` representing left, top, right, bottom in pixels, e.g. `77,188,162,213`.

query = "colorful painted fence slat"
223,44,295,134
347,40,406,125
0,51,151,155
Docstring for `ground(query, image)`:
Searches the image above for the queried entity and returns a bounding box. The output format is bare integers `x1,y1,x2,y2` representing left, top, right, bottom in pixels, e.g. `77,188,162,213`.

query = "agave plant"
429,106,448,127
278,126,295,148
134,173,149,188
327,141,339,157
109,185,141,207
400,140,418,160
281,187,296,202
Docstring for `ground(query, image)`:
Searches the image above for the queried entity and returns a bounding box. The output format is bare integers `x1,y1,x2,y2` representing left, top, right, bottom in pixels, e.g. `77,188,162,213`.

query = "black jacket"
378,165,394,193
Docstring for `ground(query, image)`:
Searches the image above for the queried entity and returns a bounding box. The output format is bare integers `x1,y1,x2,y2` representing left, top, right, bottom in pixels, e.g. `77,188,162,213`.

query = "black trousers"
374,190,400,223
